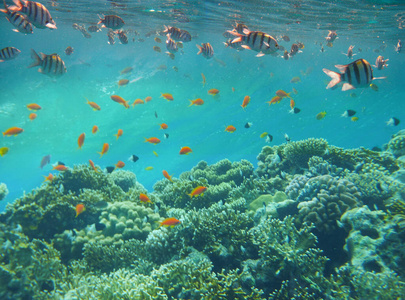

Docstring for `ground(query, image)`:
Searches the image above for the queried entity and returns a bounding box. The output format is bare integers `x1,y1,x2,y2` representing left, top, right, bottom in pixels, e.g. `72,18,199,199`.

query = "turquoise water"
1,0,403,209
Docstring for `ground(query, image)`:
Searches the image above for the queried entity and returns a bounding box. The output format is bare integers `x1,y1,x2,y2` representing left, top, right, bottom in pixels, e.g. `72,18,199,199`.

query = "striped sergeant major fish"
323,59,385,91
373,55,389,70
228,28,279,57
0,47,21,62
9,0,56,29
165,34,178,53
0,0,33,34
98,14,124,30
28,49,66,76
196,42,214,59
163,25,191,42
115,30,128,44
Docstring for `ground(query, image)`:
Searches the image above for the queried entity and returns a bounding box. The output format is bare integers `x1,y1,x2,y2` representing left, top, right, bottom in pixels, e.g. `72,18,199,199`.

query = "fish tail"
322,68,341,89
8,0,22,11
188,100,194,107
28,49,42,68
231,37,243,44
196,44,202,55
1,0,9,13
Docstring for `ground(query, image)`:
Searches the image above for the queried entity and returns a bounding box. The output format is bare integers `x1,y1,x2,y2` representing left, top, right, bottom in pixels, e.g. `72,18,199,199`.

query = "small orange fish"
232,87,235,92
290,99,295,109
120,67,133,74
267,96,282,105
3,127,24,136
111,95,130,108
53,165,68,171
179,146,192,155
241,95,250,109
98,143,109,157
189,98,204,106
77,133,85,149
292,87,298,94
132,99,144,106
201,73,206,86
208,88,219,95
115,129,123,139
225,125,236,133
89,160,98,172
75,204,86,218
276,90,292,99
86,98,101,111
140,193,152,203
118,79,129,86
188,186,207,198
162,170,173,182
159,123,168,130
27,103,41,111
92,125,99,134
145,137,161,144
29,113,37,121
43,173,54,182
161,93,174,101
159,217,181,227
115,160,125,169
145,96,152,103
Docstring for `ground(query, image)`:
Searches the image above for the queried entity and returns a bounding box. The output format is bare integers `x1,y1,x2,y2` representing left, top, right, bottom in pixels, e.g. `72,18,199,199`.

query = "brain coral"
294,175,362,233
283,138,328,168
108,169,137,192
386,129,405,158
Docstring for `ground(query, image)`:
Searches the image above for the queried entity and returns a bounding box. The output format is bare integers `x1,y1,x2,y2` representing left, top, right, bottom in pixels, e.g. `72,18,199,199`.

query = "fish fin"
188,100,194,107
242,28,250,35
231,37,242,44
373,76,386,80
256,52,265,57
196,44,202,55
342,83,355,91
241,45,251,50
8,0,22,11
28,49,42,68
322,68,341,89
227,30,240,37
263,42,269,47
46,22,57,29
334,64,347,74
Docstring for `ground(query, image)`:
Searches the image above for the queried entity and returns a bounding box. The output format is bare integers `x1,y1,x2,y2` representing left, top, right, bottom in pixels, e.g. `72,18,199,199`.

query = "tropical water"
1,0,405,298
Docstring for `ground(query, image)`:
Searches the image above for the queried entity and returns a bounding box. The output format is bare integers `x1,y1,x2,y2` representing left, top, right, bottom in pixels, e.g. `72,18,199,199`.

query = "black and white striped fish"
0,47,21,62
9,0,56,29
115,30,128,44
373,55,389,70
165,34,178,53
98,14,124,30
28,49,66,76
323,59,385,91
196,43,214,59
163,25,191,42
228,29,279,57
0,0,33,34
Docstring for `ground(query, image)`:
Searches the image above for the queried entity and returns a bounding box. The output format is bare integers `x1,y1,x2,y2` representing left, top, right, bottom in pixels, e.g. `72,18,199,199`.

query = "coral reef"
0,183,8,201
386,129,405,158
283,138,328,168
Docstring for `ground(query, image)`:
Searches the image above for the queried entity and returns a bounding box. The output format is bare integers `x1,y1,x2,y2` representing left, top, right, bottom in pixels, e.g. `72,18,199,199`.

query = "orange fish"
29,113,37,121
75,204,86,218
118,79,129,86
86,98,101,111
290,99,295,109
162,170,173,182
179,146,192,155
27,103,41,111
145,137,161,144
241,95,250,109
159,123,168,130
3,127,23,136
159,217,181,227
115,160,125,169
140,193,152,203
77,133,85,149
225,125,236,133
161,93,174,101
120,67,133,74
267,96,282,105
232,87,235,92
276,90,292,99
201,73,206,86
188,186,207,198
208,88,219,95
189,98,204,106
132,99,144,106
92,125,99,134
53,165,68,171
43,173,54,182
145,96,152,103
115,129,123,139
111,95,130,108
98,143,109,157
89,160,98,172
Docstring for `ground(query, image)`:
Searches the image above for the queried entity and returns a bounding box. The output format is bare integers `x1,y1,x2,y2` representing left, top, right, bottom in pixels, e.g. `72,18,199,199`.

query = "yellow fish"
260,132,268,138
0,147,9,156
351,117,359,122
370,83,378,91
316,111,327,120
153,151,158,157
145,166,154,171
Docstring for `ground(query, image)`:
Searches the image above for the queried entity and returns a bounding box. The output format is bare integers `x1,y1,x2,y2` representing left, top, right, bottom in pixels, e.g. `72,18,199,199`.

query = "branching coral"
283,138,328,168
0,183,8,201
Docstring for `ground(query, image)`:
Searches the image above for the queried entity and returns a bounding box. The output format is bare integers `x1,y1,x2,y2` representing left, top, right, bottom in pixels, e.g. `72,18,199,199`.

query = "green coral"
387,129,405,158
283,138,328,168
0,182,8,201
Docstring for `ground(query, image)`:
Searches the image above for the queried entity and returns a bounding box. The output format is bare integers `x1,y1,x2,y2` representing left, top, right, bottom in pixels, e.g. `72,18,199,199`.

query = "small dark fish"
290,43,299,56
325,30,337,43
284,133,290,142
72,23,91,38
115,29,128,44
233,22,248,34
165,34,178,53
164,133,169,139
376,182,383,193
341,109,356,117
266,134,273,143
163,25,191,42
371,146,382,152
95,223,106,231
98,14,124,30
155,111,158,118
395,40,402,53
292,107,301,114
106,166,115,173
282,35,290,42
128,154,139,163
283,50,289,60
196,42,214,59
88,25,100,32
107,29,115,45
386,117,400,126
39,154,51,169
65,46,73,55
0,47,21,62
244,122,252,128
56,161,65,166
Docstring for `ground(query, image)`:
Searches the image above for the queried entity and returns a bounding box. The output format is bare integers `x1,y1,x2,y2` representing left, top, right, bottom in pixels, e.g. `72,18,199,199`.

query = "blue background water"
1,0,404,210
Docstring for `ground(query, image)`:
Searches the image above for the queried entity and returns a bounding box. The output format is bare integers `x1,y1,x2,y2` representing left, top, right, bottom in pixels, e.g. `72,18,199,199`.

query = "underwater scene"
1,0,405,298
